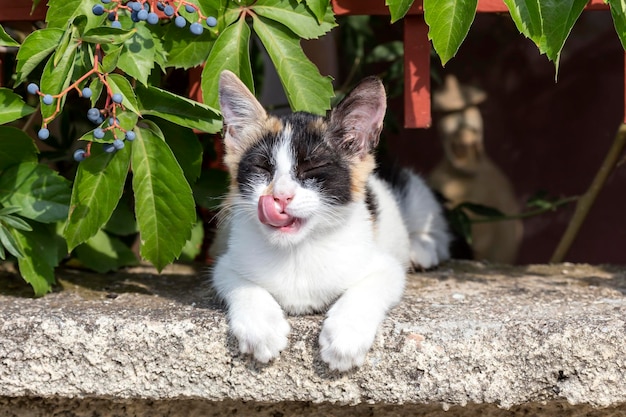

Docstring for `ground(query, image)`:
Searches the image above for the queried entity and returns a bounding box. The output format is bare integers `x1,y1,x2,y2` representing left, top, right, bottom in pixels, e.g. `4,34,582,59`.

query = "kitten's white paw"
409,234,439,269
319,315,378,372
229,304,290,363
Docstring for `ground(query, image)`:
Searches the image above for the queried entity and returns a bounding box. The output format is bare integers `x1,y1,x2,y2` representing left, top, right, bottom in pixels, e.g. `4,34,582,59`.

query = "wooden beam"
403,16,430,128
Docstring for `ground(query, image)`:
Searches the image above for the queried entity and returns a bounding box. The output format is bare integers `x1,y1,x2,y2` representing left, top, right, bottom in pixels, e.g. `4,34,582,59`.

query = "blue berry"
174,15,186,27
108,117,119,126
107,11,116,21
111,20,122,28
27,83,39,95
112,93,123,104
156,2,165,11
125,130,136,141
103,143,116,153
130,11,140,22
147,12,159,24
38,128,50,140
94,128,105,139
189,22,203,35
129,1,142,12
73,149,87,162
185,4,195,13
42,94,54,105
82,87,92,99
113,139,125,150
101,0,111,3
137,9,148,20
92,4,105,15
87,108,100,122
163,5,174,16
206,16,217,27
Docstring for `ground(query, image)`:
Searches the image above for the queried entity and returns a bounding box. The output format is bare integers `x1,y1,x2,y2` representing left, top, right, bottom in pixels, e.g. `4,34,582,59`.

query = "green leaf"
253,0,336,39
153,119,203,183
0,211,33,232
40,34,79,121
81,26,137,45
179,219,204,262
502,0,587,73
136,84,221,133
0,25,19,47
252,15,334,114
447,206,472,245
386,0,415,23
0,89,36,125
162,23,214,69
64,143,131,251
131,123,196,270
106,73,140,115
0,162,71,223
0,127,38,170
75,229,138,273
15,28,64,84
424,0,478,66
0,224,25,259
46,0,105,32
607,1,626,50
304,0,331,24
201,18,254,111
101,44,124,74
117,24,159,86
14,222,66,296
104,195,138,236
366,41,404,63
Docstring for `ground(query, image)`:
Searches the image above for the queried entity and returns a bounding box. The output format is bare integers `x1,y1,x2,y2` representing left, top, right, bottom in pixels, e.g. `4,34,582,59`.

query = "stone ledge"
1,261,625,416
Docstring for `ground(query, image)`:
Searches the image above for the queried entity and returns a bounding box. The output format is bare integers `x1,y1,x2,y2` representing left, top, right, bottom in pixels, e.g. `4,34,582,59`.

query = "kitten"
211,70,451,371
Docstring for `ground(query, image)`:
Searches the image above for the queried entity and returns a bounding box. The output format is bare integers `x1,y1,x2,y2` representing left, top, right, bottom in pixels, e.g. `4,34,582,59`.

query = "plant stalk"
550,123,626,263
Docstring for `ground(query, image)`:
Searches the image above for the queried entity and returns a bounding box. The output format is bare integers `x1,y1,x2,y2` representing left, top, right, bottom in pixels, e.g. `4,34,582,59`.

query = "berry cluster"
26,45,137,162
93,0,218,34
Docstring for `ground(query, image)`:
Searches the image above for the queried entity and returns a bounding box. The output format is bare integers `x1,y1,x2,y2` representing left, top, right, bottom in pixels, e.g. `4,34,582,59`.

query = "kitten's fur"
211,71,451,371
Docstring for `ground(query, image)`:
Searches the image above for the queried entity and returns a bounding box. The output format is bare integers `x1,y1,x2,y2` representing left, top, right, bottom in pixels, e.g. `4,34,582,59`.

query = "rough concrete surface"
0,261,625,416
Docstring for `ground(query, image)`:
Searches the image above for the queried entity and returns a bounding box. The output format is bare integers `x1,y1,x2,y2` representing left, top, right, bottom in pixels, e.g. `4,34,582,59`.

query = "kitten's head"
218,70,386,247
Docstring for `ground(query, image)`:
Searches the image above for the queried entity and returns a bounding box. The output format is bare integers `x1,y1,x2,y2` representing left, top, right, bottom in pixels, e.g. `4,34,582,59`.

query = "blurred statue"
429,75,522,263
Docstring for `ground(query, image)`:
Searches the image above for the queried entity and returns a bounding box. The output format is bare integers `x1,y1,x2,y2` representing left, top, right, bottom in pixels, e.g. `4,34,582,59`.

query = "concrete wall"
0,261,625,416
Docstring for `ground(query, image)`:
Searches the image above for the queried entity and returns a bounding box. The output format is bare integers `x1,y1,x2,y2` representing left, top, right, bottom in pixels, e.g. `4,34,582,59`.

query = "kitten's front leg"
319,256,406,371
213,262,290,363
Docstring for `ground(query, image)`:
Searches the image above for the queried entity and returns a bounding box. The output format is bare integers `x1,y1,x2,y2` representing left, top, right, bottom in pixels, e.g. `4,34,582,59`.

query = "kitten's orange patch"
350,154,376,199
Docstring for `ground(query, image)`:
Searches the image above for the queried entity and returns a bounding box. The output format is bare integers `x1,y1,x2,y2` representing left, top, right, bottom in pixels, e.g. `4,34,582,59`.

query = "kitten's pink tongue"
258,195,294,227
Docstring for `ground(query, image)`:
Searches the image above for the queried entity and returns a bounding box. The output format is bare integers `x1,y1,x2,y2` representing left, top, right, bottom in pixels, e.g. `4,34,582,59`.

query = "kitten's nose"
273,194,293,212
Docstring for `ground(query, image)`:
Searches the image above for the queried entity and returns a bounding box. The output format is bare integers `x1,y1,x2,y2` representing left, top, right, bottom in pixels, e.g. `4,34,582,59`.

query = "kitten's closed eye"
298,162,332,178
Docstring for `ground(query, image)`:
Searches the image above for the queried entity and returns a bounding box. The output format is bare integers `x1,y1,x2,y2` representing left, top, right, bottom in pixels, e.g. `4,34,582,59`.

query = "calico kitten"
211,70,451,371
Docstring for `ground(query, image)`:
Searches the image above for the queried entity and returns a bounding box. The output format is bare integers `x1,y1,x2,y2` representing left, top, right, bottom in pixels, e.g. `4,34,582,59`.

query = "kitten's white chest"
226,208,378,314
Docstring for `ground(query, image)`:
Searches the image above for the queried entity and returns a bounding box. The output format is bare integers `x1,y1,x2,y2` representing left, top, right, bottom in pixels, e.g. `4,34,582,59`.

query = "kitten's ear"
219,70,267,151
329,77,387,158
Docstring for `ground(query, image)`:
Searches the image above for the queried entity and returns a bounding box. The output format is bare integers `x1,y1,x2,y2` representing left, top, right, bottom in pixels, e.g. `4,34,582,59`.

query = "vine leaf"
424,0,478,66
0,162,71,224
606,0,626,51
0,89,36,125
75,229,138,273
64,144,131,251
16,28,64,84
106,73,141,115
14,222,66,297
253,0,336,39
502,0,587,75
386,0,415,23
0,127,38,170
131,122,195,271
0,25,19,47
136,84,221,133
201,17,254,111
252,15,334,115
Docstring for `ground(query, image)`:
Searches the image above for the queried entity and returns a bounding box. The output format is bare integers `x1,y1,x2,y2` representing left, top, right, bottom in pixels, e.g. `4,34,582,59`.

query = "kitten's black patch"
375,159,411,198
365,185,378,223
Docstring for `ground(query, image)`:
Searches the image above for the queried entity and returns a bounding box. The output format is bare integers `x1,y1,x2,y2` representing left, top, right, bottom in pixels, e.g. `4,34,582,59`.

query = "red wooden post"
404,16,430,128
